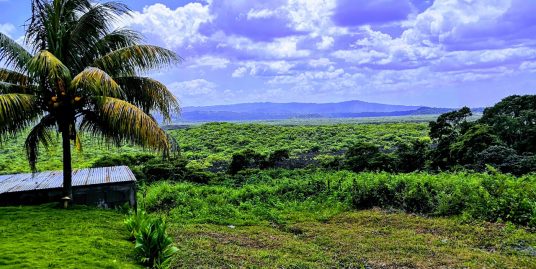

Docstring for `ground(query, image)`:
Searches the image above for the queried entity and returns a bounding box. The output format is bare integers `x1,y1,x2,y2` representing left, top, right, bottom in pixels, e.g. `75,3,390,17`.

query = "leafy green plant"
134,218,177,269
124,210,151,241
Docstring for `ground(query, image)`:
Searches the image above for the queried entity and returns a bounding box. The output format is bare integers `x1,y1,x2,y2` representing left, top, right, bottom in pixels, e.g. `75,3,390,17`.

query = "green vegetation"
142,170,536,227
0,122,428,174
0,204,139,268
428,95,536,175
0,95,535,267
125,211,178,268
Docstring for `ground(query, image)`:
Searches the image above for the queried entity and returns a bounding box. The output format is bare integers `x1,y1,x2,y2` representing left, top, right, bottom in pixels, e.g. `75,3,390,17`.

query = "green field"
1,122,535,268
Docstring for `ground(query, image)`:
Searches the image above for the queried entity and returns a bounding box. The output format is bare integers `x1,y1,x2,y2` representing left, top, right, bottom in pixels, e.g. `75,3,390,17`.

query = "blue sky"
1,0,536,107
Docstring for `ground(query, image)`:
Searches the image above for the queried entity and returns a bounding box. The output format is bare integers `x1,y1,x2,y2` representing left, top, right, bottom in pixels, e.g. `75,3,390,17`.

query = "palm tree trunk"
61,129,73,204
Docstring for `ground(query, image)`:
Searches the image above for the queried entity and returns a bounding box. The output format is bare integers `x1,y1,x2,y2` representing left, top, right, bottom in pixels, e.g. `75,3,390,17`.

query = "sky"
1,0,536,108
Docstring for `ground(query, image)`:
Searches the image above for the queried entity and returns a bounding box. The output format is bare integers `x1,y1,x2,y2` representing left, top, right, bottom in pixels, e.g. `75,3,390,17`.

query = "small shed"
0,166,136,208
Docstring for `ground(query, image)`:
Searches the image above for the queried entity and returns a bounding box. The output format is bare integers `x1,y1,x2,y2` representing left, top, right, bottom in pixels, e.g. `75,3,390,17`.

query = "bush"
142,157,189,183
91,153,156,168
264,149,290,168
228,149,290,174
395,139,429,172
124,210,151,241
143,170,536,227
125,212,178,269
345,142,395,172
228,149,265,175
477,146,536,176
134,218,177,269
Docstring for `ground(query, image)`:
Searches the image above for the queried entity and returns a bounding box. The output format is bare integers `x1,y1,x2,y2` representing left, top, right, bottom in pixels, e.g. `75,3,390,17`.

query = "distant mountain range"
168,100,482,122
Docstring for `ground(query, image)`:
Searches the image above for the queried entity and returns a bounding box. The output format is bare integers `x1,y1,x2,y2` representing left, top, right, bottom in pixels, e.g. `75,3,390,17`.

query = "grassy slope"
171,209,536,268
0,204,139,269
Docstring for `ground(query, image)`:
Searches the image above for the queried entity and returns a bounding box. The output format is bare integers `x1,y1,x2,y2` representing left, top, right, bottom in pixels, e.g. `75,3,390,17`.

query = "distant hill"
182,100,421,114
166,100,474,122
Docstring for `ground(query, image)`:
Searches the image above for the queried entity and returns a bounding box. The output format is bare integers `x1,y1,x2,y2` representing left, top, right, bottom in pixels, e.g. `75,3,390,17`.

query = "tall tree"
0,0,180,203
428,107,472,169
479,95,536,153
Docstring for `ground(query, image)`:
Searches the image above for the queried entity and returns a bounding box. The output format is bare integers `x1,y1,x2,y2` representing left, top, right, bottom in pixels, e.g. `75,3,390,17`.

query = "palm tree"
0,0,180,203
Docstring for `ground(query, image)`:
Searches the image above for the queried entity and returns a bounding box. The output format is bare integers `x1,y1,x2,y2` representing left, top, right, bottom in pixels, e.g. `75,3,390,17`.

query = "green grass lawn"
0,204,139,269
0,205,534,268
170,209,536,268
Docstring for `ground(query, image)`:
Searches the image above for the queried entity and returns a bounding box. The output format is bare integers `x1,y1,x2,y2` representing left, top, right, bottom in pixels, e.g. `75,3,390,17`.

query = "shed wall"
0,182,137,208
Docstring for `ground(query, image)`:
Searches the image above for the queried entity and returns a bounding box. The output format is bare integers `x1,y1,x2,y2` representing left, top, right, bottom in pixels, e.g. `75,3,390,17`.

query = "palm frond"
71,67,124,98
80,28,143,67
70,2,130,42
93,45,181,77
0,32,32,72
79,97,170,152
25,114,56,172
67,2,131,71
0,68,30,86
0,82,32,94
0,93,40,138
27,50,71,81
115,76,180,120
26,0,52,52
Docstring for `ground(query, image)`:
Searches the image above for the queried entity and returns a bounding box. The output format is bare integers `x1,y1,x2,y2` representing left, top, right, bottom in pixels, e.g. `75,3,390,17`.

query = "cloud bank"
70,0,536,106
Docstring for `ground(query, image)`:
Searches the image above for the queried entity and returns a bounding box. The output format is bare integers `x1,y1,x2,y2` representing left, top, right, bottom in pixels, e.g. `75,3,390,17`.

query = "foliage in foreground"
125,211,177,269
143,170,536,227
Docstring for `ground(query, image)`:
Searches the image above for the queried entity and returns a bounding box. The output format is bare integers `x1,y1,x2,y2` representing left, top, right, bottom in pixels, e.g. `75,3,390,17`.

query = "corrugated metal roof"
0,166,136,194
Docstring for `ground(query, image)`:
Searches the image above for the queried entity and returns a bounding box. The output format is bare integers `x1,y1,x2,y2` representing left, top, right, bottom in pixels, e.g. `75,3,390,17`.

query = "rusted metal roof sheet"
0,166,136,194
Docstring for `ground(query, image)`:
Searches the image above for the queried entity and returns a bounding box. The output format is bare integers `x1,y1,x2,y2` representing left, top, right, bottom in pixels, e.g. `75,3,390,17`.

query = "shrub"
124,210,151,241
142,157,189,183
345,142,395,172
228,149,265,175
264,149,290,168
143,170,536,227
134,218,177,269
477,146,536,176
125,212,178,269
395,139,429,172
91,154,156,168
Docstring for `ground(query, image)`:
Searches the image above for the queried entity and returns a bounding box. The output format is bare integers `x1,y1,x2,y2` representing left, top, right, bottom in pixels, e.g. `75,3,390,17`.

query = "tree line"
344,95,535,175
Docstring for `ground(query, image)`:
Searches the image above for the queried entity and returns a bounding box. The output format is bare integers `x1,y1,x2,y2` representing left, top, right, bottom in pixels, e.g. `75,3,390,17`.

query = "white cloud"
188,56,230,70
0,23,15,37
401,0,511,46
127,3,212,49
247,9,276,19
265,37,310,58
232,66,248,78
317,36,334,50
232,61,295,78
287,0,337,33
308,58,333,67
169,79,217,97
519,61,536,72
434,47,536,71
108,0,536,106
